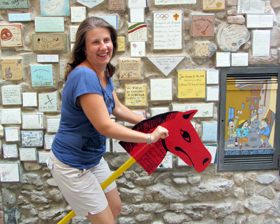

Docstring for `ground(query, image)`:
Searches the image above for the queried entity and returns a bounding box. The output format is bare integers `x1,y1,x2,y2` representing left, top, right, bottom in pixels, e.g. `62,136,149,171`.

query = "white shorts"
47,150,117,217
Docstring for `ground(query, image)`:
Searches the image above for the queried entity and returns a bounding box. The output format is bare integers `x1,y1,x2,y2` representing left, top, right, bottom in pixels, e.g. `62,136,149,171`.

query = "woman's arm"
78,93,168,144
112,90,145,125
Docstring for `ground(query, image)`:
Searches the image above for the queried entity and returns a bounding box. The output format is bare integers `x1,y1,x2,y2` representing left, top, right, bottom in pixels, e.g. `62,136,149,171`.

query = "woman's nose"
100,41,107,49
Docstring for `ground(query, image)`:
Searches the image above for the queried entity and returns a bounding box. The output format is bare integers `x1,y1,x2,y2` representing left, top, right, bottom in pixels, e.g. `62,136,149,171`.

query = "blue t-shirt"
52,67,115,169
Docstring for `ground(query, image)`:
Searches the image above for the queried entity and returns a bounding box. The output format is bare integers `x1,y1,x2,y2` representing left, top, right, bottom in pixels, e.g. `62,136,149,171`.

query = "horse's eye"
180,129,191,142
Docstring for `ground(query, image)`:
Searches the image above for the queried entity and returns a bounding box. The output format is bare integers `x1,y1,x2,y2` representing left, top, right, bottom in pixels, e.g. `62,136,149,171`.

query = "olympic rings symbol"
155,13,169,21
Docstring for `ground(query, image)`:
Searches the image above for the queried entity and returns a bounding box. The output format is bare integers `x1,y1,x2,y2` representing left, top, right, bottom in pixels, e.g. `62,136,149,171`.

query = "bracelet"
147,134,152,145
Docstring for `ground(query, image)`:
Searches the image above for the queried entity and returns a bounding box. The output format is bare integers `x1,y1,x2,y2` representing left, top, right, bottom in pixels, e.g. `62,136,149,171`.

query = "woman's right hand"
150,126,169,143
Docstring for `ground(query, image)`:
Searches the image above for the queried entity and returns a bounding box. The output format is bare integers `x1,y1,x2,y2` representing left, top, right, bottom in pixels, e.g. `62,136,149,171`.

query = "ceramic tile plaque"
150,107,169,116
148,56,184,76
77,0,104,8
0,24,23,48
21,131,43,147
154,12,182,49
22,92,38,107
128,0,146,8
112,138,126,153
38,152,50,164
0,163,20,182
192,15,214,37
95,15,118,29
44,135,55,150
31,65,53,87
203,0,225,10
130,8,145,23
8,13,31,22
130,42,145,57
19,148,37,161
37,54,59,63
1,58,23,80
47,117,60,133
38,91,59,112
0,0,29,9
119,58,141,80
252,30,270,57
128,22,147,42
3,144,18,158
217,25,250,52
35,17,65,32
194,42,210,58
237,0,265,14
125,84,147,106
178,70,206,99
117,36,125,52
172,103,214,117
40,0,70,16
5,128,20,142
155,0,196,4
1,85,22,105
1,109,21,125
71,7,86,22
70,25,79,42
32,34,68,51
246,14,274,28
150,79,172,101
22,113,44,129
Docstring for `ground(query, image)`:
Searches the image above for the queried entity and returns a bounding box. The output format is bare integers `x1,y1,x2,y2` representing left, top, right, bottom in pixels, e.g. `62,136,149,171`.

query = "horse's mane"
119,111,178,153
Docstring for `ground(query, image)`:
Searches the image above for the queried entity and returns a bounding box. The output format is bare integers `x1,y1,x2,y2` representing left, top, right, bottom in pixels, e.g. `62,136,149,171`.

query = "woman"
47,17,169,224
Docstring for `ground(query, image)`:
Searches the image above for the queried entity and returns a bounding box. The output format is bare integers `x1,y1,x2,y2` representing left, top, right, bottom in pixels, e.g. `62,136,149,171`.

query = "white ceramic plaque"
1,85,21,105
154,12,182,50
22,113,44,129
148,56,184,76
3,144,18,158
150,79,172,101
0,163,20,182
1,109,21,124
22,92,37,107
172,103,214,117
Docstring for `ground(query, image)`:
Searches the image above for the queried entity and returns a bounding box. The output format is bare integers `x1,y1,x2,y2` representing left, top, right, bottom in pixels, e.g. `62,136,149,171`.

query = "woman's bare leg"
86,205,114,224
105,187,123,219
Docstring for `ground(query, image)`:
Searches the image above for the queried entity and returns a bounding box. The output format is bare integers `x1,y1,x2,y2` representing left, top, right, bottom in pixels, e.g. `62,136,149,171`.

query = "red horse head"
119,110,212,174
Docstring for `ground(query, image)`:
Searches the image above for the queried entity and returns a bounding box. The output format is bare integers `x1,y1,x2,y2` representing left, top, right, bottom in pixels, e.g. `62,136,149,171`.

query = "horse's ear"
182,110,198,120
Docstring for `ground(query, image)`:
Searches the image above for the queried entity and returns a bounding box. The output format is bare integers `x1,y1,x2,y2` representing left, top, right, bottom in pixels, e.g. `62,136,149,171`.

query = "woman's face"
84,27,113,69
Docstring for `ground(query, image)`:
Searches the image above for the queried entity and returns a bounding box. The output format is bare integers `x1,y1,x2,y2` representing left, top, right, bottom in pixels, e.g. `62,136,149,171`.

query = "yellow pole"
57,157,137,224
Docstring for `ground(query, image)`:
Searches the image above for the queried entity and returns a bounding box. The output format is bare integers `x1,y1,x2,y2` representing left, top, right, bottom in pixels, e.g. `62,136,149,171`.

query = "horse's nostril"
203,158,210,166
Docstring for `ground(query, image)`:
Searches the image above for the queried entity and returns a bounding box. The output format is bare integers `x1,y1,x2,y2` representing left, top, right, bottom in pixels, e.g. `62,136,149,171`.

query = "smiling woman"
47,17,169,224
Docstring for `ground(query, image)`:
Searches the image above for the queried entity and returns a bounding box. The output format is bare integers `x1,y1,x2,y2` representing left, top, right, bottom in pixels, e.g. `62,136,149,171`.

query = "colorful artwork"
128,22,147,42
119,110,212,174
32,33,68,51
178,70,206,98
31,65,53,87
0,25,23,48
224,77,277,154
1,58,23,80
192,15,214,37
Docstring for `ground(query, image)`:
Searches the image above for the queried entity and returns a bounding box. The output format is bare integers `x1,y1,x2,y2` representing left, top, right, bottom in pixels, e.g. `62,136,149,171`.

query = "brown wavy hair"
64,16,118,82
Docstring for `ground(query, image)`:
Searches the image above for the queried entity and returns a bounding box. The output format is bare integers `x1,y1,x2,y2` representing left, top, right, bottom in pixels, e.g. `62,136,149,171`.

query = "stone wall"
0,0,280,223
